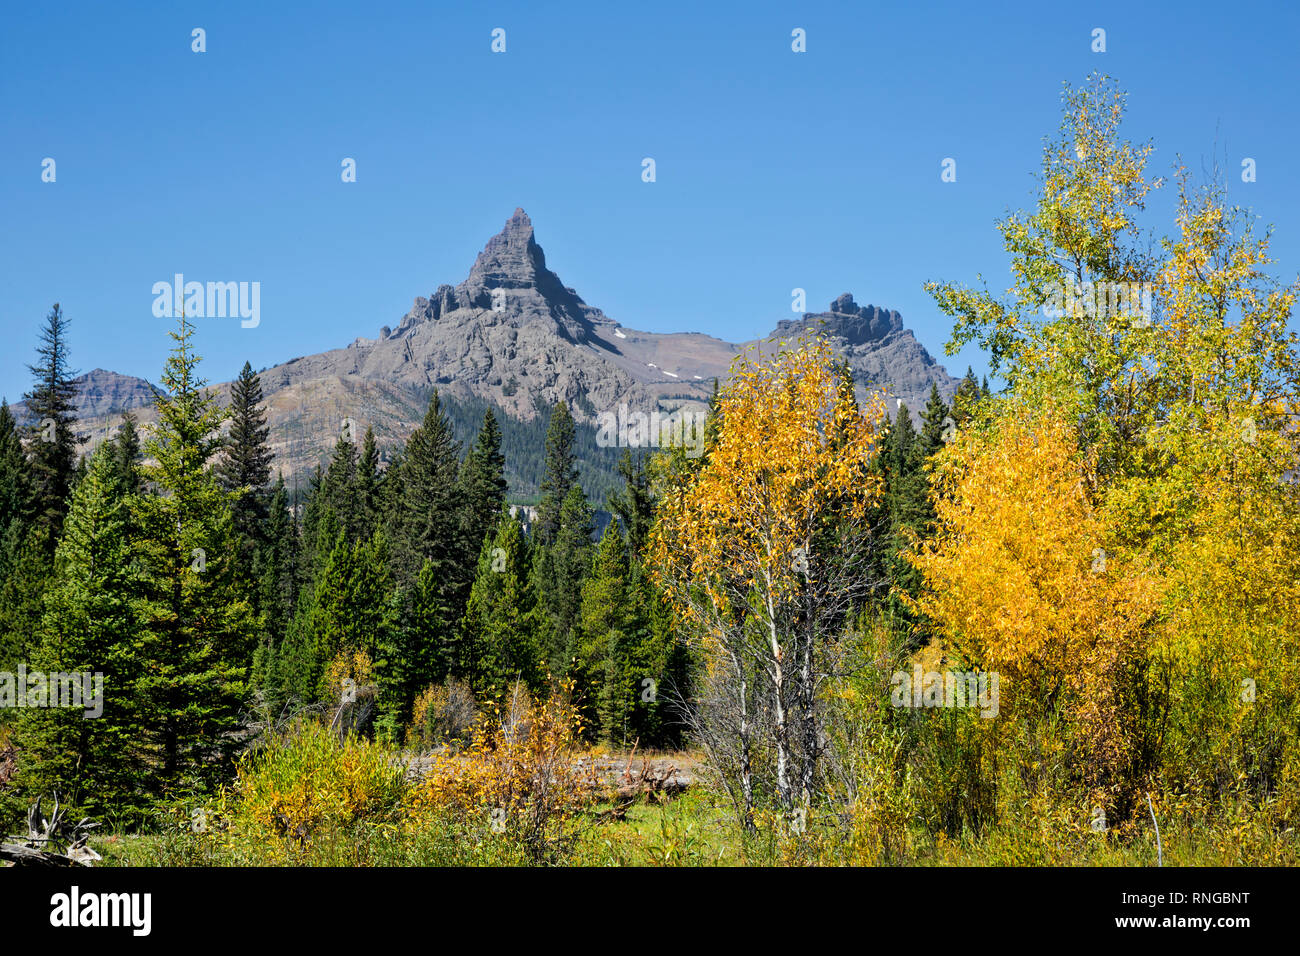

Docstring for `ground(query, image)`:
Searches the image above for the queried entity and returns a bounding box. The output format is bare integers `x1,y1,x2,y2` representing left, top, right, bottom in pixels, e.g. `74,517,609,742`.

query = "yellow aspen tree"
649,335,885,822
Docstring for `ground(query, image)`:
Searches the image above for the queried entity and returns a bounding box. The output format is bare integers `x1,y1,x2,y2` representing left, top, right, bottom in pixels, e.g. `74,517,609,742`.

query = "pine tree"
536,483,593,676
460,517,544,697
607,449,653,555
457,409,507,556
355,426,381,540
216,362,273,538
918,383,951,459
13,446,148,815
392,391,466,603
107,413,143,497
134,314,257,793
535,401,577,545
0,402,28,586
22,303,82,555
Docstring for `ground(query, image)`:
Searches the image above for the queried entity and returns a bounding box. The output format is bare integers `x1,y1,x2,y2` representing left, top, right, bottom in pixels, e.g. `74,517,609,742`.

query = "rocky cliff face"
12,368,159,422
62,210,959,487
765,293,959,413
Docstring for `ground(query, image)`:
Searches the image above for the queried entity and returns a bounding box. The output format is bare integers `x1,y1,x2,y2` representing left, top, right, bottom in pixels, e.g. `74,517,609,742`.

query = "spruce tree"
216,362,273,538
392,391,465,602
13,446,147,815
134,314,257,793
460,517,544,697
457,409,507,556
22,303,82,555
355,426,381,540
607,449,653,556
535,401,577,545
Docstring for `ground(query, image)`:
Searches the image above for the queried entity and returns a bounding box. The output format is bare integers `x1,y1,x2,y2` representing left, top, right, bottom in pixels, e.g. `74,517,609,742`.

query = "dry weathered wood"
0,842,82,867
1,795,100,868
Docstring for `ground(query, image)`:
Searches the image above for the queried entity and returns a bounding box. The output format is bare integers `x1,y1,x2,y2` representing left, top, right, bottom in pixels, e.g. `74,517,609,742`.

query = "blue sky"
2,0,1298,403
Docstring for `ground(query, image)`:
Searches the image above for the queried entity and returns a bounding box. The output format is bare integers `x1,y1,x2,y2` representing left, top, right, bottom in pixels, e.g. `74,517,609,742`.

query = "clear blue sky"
3,0,1298,403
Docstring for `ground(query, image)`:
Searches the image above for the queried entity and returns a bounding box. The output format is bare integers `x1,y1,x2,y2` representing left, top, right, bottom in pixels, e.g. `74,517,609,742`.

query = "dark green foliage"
355,426,382,541
251,476,299,702
459,517,545,697
278,529,394,705
390,391,467,604
919,384,951,461
11,447,148,815
535,401,578,545
21,304,82,556
952,366,983,426
457,409,508,556
376,558,450,739
216,362,273,530
0,402,29,607
606,449,653,555
132,315,258,794
535,483,593,675
107,413,143,497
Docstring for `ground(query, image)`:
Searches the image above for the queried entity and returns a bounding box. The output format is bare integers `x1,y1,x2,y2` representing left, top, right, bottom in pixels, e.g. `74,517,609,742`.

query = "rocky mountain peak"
774,294,905,346
469,207,542,285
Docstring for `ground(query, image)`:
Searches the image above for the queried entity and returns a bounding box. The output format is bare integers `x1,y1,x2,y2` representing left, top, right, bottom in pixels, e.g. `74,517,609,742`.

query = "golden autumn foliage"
906,402,1162,797
915,75,1300,828
405,682,598,856
208,720,404,863
649,335,884,626
648,334,887,817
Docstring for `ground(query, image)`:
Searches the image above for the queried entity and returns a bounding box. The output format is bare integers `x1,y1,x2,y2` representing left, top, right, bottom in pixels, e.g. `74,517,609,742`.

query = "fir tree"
107,413,143,497
460,517,544,697
22,303,82,555
607,449,653,556
133,314,257,793
216,362,273,538
535,401,577,545
13,446,147,815
392,391,465,601
457,409,507,556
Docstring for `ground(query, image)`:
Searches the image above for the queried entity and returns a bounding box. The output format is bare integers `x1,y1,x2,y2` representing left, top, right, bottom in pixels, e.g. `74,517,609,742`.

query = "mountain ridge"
18,210,961,495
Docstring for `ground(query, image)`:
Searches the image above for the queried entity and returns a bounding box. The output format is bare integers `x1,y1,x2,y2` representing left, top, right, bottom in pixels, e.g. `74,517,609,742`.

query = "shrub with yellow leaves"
907,400,1163,806
405,681,598,861
206,719,405,863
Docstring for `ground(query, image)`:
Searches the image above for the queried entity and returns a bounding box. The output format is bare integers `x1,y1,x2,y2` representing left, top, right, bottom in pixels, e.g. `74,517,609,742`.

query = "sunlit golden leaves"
648,335,885,633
